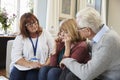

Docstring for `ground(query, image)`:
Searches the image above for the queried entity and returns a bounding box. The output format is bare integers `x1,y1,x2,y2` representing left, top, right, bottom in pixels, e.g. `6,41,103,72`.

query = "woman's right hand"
27,61,42,69
16,58,42,69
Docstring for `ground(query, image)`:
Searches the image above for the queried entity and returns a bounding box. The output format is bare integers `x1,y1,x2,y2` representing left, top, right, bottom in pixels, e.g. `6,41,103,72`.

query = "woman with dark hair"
9,12,54,80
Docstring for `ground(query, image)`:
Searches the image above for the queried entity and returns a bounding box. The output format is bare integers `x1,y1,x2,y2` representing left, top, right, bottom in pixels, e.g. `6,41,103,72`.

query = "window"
86,0,95,7
0,0,34,34
59,0,76,20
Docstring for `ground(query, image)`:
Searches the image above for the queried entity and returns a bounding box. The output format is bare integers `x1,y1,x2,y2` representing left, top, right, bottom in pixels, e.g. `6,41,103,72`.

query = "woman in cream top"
9,13,54,80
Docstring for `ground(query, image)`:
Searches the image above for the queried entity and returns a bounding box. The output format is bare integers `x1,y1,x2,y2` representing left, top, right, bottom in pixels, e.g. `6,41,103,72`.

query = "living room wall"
107,0,120,35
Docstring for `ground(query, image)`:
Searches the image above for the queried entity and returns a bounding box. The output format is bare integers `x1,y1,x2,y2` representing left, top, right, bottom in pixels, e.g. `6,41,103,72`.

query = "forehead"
60,29,67,33
25,17,36,23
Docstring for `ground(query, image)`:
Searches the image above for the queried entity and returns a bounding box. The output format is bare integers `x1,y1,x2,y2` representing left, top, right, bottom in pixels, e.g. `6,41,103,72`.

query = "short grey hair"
76,7,103,33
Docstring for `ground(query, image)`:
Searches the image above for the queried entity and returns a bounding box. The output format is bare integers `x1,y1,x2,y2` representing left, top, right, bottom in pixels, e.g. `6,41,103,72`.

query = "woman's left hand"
64,35,71,56
64,35,71,48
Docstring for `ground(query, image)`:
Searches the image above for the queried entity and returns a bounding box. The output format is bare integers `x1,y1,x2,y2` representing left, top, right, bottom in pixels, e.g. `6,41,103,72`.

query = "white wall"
108,0,120,35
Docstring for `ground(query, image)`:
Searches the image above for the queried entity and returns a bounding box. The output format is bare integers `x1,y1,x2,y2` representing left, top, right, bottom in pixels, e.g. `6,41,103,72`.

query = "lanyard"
29,37,38,57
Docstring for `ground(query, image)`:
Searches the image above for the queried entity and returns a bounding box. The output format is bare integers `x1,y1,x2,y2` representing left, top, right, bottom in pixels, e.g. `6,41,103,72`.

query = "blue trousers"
9,67,39,80
38,66,62,80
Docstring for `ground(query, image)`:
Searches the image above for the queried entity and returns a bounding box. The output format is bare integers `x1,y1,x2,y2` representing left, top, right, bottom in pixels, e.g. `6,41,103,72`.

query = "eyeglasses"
25,21,37,27
78,27,87,30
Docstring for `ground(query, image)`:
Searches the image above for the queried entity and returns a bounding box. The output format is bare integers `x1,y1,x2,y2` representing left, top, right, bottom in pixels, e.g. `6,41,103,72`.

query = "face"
78,27,90,39
58,31,64,42
26,21,38,33
59,30,70,42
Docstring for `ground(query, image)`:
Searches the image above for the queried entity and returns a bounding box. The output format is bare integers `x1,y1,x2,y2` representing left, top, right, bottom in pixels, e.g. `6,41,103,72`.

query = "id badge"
30,57,39,62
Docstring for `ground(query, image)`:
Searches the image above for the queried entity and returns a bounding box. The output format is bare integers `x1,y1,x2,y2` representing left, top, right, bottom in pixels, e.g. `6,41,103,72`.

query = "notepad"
0,76,8,80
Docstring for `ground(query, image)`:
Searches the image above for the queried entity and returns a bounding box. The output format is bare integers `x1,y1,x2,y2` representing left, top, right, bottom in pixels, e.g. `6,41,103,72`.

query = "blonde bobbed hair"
59,18,83,43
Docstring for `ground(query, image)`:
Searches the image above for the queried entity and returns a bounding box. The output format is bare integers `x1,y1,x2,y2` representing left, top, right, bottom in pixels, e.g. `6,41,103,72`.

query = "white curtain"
46,0,59,36
101,0,106,24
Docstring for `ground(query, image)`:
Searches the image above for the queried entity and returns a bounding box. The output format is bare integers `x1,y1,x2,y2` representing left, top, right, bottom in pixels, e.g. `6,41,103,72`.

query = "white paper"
0,76,8,80
14,64,33,71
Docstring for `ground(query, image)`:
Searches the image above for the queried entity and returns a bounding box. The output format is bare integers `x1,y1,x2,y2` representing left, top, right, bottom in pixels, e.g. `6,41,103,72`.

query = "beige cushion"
6,40,14,77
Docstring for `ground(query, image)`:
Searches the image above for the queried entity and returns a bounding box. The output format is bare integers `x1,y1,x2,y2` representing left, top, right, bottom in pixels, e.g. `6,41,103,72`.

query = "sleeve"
70,42,90,63
50,42,64,66
50,53,58,66
11,35,24,64
61,40,114,80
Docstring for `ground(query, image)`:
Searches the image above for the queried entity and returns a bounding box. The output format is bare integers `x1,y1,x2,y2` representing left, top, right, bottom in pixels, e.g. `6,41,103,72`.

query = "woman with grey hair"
60,7,120,80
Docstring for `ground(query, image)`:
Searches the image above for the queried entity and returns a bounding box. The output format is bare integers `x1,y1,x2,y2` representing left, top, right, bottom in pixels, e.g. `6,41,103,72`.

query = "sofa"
6,40,14,77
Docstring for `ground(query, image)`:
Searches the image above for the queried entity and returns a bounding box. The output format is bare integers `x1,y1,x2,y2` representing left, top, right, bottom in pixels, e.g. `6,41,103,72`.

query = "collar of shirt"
92,24,110,43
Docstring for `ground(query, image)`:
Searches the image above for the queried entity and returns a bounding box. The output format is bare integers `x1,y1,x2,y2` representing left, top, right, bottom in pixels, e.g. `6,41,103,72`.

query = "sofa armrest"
6,40,14,77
